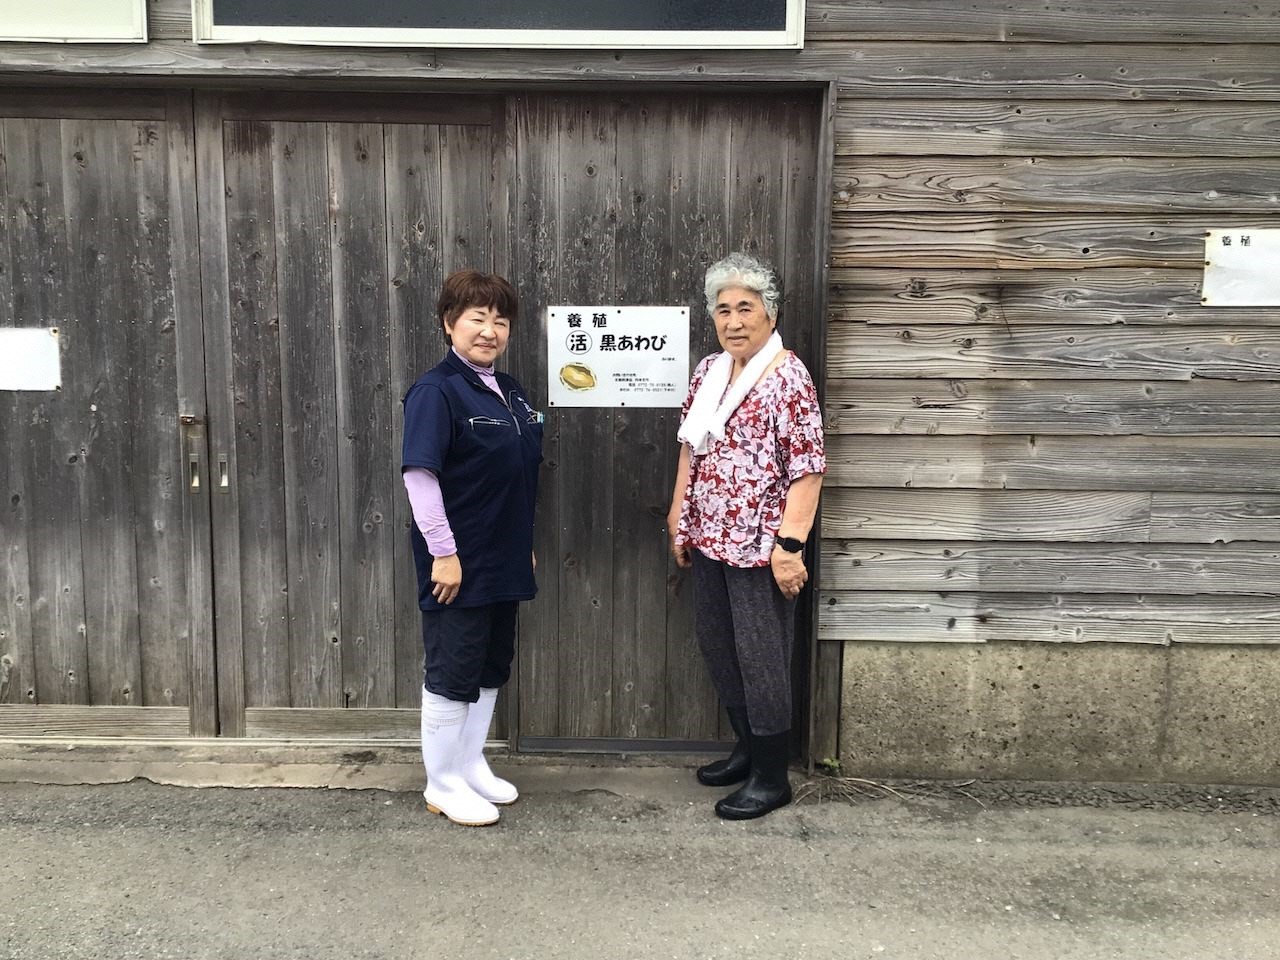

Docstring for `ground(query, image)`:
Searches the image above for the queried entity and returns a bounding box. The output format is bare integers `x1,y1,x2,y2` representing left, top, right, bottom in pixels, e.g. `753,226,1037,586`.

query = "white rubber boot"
459,687,518,805
420,688,499,826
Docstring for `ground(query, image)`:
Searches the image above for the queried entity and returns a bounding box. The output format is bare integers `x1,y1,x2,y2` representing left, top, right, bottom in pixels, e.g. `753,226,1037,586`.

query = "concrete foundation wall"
839,642,1280,786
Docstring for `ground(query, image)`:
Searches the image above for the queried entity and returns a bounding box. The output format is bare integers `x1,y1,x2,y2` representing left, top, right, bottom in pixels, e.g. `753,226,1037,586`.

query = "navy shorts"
421,601,518,702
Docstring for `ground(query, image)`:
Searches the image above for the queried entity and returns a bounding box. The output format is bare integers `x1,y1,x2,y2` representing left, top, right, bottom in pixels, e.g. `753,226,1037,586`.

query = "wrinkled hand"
431,554,462,605
770,546,807,599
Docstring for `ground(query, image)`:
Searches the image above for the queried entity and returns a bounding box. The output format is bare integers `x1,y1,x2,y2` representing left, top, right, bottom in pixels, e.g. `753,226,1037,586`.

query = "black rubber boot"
714,730,793,820
696,706,751,786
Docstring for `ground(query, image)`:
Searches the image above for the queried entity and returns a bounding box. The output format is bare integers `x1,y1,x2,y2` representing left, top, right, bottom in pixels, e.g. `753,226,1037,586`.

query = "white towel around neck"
677,331,785,455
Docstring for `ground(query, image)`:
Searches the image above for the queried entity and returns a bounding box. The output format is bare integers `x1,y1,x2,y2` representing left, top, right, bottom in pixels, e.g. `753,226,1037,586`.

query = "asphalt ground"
5,766,1280,960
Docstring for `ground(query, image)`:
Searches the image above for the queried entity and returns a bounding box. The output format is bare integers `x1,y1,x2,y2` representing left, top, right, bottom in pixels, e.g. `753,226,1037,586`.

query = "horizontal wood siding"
820,7,1280,649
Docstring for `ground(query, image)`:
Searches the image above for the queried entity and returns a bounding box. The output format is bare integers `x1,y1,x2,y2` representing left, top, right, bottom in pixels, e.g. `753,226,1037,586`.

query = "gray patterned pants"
691,549,796,737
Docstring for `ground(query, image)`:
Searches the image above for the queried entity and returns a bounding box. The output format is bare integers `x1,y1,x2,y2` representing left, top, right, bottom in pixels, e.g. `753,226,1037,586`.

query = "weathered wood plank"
555,97,618,739
827,324,1280,381
194,94,246,735
147,0,188,39
834,156,1280,213
824,378,1280,437
663,98,728,742
807,0,1280,42
0,88,168,120
220,92,497,127
127,117,189,708
822,489,1151,541
329,121,396,710
809,636,842,767
831,213,1265,270
830,268,1280,327
611,99,674,740
0,123,36,706
62,119,143,707
222,118,291,710
270,119,342,710
512,98,562,740
245,707,419,739
821,540,1280,596
385,124,444,711
164,89,216,735
1152,495,1280,543
818,591,1280,645
837,100,1280,157
8,40,1280,102
0,705,189,737
826,435,1280,493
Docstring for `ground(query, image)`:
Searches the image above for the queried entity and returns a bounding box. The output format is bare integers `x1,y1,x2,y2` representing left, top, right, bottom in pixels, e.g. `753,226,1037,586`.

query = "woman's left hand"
770,546,807,599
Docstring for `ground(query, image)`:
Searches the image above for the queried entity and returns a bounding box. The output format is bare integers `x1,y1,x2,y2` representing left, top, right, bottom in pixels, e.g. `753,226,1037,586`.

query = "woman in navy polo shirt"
402,270,543,827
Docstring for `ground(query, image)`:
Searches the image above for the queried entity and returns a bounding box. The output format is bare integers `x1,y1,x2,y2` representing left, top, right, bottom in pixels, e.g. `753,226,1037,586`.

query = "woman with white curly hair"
667,251,826,820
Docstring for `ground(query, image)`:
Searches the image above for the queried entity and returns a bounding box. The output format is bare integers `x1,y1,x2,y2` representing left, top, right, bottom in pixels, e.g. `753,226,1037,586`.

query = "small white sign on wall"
0,0,147,42
547,306,689,408
0,328,62,391
1202,229,1280,306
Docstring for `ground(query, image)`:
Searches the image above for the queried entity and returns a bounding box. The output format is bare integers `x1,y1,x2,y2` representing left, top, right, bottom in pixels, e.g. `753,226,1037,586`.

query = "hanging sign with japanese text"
1202,229,1280,306
547,306,689,408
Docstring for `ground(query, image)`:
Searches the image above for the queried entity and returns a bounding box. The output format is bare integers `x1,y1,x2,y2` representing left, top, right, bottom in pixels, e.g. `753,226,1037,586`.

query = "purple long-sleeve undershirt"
403,348,507,557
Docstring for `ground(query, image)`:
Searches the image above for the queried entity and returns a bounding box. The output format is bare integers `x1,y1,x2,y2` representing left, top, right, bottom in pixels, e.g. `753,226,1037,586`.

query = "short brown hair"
436,270,519,335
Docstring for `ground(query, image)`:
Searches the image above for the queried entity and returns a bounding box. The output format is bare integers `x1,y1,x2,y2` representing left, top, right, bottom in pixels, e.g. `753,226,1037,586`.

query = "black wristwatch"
774,535,805,554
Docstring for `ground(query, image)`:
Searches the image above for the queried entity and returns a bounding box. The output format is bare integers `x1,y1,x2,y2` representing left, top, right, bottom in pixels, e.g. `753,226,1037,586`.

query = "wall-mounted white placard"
1203,229,1280,306
0,328,62,391
0,0,146,42
547,307,689,408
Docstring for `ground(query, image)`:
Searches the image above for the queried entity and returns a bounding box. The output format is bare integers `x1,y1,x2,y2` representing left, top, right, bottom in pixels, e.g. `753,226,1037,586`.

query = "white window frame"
0,0,147,42
192,0,804,49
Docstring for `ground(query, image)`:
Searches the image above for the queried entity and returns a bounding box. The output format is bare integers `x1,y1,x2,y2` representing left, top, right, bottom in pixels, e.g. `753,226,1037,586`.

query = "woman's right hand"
431,554,462,604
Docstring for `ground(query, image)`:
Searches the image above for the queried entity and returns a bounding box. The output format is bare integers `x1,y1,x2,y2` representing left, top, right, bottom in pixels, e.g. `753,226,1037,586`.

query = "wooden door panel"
0,90,212,736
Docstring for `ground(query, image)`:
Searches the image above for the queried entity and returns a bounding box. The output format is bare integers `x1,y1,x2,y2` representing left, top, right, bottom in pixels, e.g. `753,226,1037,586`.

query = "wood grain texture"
821,539,1280,596
244,707,419,739
329,121,396,711
830,213,1265,269
824,378,1280,437
829,268,1280,327
0,705,189,737
1151,494,1280,543
818,591,1280,644
555,97,619,739
222,117,292,710
7,119,89,706
833,156,1280,213
822,489,1152,541
826,435,1280,493
837,100,1280,157
806,0,1280,42
827,323,1280,381
9,39,1280,102
266,120,342,710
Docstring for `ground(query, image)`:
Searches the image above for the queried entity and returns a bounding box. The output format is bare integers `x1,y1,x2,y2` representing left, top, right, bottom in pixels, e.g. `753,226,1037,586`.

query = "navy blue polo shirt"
402,351,543,611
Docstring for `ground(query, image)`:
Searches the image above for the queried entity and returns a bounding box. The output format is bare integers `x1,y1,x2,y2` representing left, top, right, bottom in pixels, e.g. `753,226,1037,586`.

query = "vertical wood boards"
513,93,824,744
555,97,619,739
221,118,291,709
512,97,563,739
1,92,205,726
385,124,445,712
201,94,503,735
329,121,395,709
10,119,91,707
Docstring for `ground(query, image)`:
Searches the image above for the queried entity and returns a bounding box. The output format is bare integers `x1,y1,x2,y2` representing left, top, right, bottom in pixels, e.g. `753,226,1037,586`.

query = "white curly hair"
703,252,781,321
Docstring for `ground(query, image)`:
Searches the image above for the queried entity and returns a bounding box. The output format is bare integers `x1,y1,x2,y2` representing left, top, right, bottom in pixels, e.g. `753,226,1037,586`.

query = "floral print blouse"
675,351,827,568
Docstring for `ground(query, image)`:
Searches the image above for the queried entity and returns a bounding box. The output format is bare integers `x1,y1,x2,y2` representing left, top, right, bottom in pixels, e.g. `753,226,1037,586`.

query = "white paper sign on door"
1203,229,1280,306
547,306,689,408
0,328,61,391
